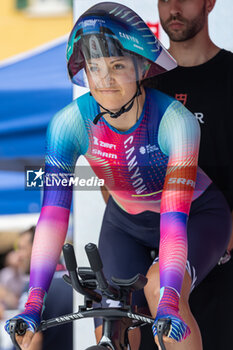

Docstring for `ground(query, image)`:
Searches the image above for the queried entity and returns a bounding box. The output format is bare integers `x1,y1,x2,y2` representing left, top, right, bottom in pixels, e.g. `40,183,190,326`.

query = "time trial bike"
8,242,171,350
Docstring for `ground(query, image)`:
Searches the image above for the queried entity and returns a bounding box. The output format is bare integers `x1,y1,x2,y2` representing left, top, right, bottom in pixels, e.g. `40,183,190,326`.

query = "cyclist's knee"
180,270,192,303
179,271,193,318
144,264,192,317
144,263,160,317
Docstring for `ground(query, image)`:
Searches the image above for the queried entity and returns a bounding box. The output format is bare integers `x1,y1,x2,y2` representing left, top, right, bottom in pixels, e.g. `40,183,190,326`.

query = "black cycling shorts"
94,183,232,328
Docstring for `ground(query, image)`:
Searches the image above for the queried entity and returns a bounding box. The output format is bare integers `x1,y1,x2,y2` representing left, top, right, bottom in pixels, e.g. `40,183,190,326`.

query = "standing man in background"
144,0,233,349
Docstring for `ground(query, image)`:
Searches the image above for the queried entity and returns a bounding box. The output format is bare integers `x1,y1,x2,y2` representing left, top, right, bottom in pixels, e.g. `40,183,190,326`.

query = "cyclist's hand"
152,287,191,344
15,327,34,350
5,287,46,348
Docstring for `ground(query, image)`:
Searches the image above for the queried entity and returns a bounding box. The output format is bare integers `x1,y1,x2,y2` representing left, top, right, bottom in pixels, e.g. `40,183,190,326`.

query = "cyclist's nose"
99,71,116,87
104,74,115,85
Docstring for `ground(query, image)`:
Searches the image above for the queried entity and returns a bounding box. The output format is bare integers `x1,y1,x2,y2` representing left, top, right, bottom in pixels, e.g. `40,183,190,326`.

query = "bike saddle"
111,273,147,291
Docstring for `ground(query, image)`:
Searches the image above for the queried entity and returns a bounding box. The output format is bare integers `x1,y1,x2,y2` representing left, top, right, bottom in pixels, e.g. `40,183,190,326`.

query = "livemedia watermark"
25,167,104,191
24,165,220,193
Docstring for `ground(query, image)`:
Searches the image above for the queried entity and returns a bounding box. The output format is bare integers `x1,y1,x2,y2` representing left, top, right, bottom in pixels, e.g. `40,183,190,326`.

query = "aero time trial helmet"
67,2,177,87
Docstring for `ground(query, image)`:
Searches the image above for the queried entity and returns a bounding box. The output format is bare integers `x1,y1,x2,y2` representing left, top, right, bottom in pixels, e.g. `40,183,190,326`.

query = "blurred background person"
0,250,24,315
0,227,35,319
17,226,35,277
0,227,35,349
0,225,72,350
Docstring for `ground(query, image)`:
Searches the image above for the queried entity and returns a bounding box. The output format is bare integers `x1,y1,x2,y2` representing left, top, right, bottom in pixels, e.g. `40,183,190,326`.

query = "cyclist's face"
158,0,211,42
86,56,139,112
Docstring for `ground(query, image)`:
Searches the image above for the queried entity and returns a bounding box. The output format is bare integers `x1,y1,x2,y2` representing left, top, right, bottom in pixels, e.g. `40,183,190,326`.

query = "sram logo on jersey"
168,178,195,188
92,149,117,159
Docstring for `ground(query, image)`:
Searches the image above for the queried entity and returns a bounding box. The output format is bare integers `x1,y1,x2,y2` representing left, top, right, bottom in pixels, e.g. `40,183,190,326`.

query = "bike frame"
41,308,154,350
9,308,154,350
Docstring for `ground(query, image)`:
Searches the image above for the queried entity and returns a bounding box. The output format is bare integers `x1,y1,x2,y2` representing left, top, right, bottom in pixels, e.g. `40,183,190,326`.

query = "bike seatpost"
85,243,120,299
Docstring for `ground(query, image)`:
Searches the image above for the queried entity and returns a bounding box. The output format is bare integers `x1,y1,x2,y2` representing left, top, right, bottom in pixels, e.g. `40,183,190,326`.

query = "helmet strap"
93,82,141,125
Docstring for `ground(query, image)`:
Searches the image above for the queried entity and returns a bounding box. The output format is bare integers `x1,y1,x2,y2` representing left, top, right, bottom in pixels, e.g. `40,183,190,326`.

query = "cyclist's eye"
89,66,99,73
113,63,125,70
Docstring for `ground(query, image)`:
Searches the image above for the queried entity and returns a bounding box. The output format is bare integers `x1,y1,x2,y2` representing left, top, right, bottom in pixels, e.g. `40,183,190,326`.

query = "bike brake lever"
156,318,171,350
9,319,28,350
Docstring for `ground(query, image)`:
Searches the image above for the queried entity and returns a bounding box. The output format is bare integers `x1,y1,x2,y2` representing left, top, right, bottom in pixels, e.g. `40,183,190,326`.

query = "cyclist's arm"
158,100,200,295
152,100,200,341
30,102,87,292
5,102,88,343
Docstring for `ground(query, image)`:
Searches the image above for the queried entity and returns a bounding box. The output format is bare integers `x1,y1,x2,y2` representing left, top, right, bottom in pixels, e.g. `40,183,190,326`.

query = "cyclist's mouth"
98,89,120,94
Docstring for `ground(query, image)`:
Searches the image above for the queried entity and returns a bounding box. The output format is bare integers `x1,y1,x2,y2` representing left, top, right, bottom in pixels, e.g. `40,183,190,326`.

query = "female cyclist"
5,2,231,350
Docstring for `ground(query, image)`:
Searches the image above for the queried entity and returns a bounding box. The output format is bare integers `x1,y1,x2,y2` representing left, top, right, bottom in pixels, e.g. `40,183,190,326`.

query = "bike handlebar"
85,243,108,291
9,315,171,350
85,243,171,349
63,243,77,271
9,319,27,350
156,318,171,350
85,243,120,300
85,243,103,272
63,243,102,303
8,243,171,350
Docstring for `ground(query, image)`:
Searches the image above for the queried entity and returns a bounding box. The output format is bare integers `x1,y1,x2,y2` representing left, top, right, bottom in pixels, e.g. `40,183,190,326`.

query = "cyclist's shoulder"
54,91,95,114
49,92,95,130
165,98,195,117
158,98,199,151
153,91,196,129
145,87,179,115
49,99,79,126
146,86,175,104
76,91,99,116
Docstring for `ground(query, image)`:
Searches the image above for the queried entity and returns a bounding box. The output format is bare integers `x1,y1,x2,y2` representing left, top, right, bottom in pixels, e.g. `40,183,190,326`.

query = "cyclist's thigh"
98,219,153,304
96,197,157,314
187,184,232,288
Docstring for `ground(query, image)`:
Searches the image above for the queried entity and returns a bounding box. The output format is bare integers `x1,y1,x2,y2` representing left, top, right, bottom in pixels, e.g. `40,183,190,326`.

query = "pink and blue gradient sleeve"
29,102,88,292
158,101,200,295
29,207,70,291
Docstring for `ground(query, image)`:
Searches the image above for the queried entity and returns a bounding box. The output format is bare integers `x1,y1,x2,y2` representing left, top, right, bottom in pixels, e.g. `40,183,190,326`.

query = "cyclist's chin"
95,94,126,112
